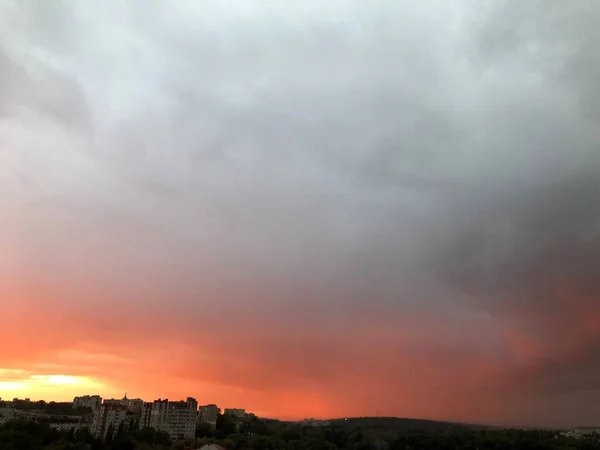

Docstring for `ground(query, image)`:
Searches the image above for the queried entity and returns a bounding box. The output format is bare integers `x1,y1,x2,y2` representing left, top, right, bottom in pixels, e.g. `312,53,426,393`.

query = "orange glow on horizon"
0,370,110,402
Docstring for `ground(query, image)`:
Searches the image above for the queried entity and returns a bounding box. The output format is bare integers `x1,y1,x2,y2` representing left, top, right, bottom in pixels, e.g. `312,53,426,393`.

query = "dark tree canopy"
0,416,597,450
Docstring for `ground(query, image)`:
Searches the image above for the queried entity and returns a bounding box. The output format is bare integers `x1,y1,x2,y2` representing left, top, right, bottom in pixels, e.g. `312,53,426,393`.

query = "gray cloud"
1,0,599,426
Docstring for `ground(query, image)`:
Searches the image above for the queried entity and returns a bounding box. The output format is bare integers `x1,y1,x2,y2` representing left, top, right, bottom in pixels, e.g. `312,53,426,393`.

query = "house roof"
198,444,227,450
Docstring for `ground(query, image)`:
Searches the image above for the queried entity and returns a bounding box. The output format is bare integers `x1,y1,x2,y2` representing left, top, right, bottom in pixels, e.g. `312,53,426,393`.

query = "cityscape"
1,394,254,442
0,394,333,445
2,0,600,448
2,393,600,450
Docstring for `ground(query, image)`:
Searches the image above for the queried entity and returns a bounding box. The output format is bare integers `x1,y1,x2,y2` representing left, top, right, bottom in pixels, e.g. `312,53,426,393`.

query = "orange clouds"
2,269,595,427
0,294,513,422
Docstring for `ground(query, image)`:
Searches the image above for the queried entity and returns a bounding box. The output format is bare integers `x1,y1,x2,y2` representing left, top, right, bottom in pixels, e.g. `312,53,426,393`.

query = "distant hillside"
328,416,490,431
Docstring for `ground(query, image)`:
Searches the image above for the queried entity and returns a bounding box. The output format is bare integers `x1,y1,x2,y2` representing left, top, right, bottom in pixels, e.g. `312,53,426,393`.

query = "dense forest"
1,414,598,450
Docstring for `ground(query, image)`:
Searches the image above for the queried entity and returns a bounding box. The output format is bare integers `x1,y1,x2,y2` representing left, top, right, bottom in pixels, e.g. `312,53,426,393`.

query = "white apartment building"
139,397,198,440
72,395,102,410
91,404,128,441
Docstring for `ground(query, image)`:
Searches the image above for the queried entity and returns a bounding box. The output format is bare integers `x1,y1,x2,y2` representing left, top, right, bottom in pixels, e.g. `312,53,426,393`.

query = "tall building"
168,398,198,440
140,397,198,440
91,404,128,441
198,404,219,428
73,395,102,410
140,402,153,429
148,399,170,431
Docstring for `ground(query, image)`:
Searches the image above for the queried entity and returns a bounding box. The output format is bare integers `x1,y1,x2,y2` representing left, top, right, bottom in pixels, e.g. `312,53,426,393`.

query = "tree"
130,428,171,449
111,425,135,450
216,413,237,437
105,424,115,444
250,434,276,450
196,423,215,439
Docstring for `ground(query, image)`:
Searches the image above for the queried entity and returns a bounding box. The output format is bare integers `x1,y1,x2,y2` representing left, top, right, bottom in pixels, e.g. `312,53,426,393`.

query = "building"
140,402,153,429
0,408,17,426
561,428,600,439
126,398,144,413
73,395,102,410
198,404,219,428
101,394,143,412
167,398,198,440
198,445,227,450
49,422,81,432
147,399,169,431
223,408,247,432
103,393,129,407
140,397,198,440
299,418,331,427
224,408,246,419
91,404,128,441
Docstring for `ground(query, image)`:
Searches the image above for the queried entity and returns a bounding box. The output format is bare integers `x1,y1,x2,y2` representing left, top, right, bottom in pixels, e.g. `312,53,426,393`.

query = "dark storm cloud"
1,0,599,426
428,0,600,398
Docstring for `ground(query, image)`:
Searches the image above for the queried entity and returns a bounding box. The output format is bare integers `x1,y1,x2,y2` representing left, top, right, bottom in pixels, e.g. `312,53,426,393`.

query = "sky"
0,0,599,428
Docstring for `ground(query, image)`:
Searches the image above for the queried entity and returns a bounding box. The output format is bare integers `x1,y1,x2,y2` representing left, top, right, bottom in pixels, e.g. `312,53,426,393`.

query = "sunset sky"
1,0,600,428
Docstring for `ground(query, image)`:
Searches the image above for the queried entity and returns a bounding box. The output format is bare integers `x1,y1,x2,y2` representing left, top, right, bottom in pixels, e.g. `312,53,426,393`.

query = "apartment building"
140,397,198,440
198,404,219,428
91,404,128,441
72,395,102,410
140,402,153,429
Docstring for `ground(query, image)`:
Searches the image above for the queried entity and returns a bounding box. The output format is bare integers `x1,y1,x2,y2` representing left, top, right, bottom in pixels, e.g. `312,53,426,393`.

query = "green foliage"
216,413,238,436
130,428,171,448
0,420,60,450
8,400,92,416
3,414,600,450
196,422,216,439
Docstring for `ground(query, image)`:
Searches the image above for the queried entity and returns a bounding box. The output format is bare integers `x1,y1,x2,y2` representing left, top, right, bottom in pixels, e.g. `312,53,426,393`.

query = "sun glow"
0,370,106,400
0,381,26,391
30,375,85,386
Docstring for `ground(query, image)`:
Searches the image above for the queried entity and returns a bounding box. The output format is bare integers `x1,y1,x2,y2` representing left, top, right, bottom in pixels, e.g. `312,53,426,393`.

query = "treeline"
197,415,587,450
0,400,91,416
0,420,171,450
3,413,600,450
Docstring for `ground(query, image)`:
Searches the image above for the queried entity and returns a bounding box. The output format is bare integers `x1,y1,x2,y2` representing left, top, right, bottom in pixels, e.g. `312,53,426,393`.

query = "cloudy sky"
1,0,599,427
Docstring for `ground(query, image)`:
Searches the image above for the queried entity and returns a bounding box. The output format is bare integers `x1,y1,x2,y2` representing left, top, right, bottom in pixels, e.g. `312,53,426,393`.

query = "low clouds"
1,0,599,427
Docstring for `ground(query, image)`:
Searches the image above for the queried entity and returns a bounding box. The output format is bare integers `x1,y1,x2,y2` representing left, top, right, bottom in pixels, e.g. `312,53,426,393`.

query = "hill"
328,416,490,431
